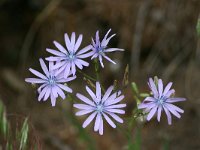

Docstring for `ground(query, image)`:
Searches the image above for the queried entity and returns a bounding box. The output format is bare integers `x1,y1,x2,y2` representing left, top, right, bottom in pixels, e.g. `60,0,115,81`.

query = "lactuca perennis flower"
91,29,124,68
74,82,126,135
138,78,186,125
46,32,93,77
25,59,76,106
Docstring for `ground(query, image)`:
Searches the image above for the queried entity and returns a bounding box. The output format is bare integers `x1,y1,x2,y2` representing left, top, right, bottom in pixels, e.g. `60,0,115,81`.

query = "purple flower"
46,32,93,77
138,78,186,125
74,82,126,135
91,29,124,68
25,59,76,106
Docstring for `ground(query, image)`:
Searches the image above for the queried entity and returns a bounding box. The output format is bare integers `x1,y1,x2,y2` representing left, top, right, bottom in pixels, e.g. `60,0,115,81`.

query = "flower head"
138,78,186,125
74,82,126,135
25,59,76,106
91,29,124,68
46,32,93,77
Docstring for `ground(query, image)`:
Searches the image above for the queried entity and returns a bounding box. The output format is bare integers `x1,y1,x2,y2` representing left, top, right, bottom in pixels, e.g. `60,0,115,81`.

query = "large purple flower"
25,59,76,106
74,82,126,135
138,78,186,125
46,32,93,77
91,29,124,68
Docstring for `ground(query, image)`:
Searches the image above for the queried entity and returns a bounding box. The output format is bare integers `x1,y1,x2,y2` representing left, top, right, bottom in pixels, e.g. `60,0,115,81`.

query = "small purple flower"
46,32,93,77
25,59,76,106
74,82,126,135
91,29,124,68
138,78,186,125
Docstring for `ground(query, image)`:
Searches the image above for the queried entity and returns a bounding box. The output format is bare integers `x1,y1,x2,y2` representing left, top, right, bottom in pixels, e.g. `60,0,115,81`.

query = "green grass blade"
6,141,13,150
133,128,141,150
19,118,29,150
131,82,139,94
0,100,8,138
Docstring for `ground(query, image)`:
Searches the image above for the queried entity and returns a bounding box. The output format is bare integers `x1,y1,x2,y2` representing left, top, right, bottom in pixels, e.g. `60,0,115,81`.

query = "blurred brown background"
0,0,200,149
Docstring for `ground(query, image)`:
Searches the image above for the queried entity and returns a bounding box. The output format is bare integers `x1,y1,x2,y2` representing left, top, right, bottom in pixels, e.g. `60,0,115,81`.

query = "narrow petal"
73,104,94,110
38,86,48,101
104,48,124,52
163,106,172,125
64,63,71,77
106,95,124,106
164,103,184,113
92,38,96,46
77,52,94,58
25,78,46,84
77,45,93,55
99,55,104,68
138,102,156,110
82,112,97,128
29,68,47,80
157,106,162,122
96,82,101,102
38,83,47,93
102,113,116,128
158,79,163,98
57,76,76,83
48,62,54,72
74,60,83,69
54,63,67,76
75,59,89,67
98,115,103,135
102,86,114,102
76,93,95,106
165,89,175,98
148,78,159,98
144,97,156,102
94,113,101,131
46,48,65,57
75,109,94,116
102,55,116,64
95,31,100,44
101,33,115,47
52,86,58,98
104,93,117,105
39,58,49,76
106,112,123,123
105,104,126,109
50,93,56,107
166,98,186,103
70,32,76,50
106,109,125,114
64,33,72,51
163,82,173,96
147,106,157,121
44,87,51,101
103,29,111,42
166,105,181,118
45,56,65,62
91,53,99,60
74,34,83,52
71,62,76,75
86,86,96,100
53,61,66,70
138,103,149,109
53,41,67,54
54,86,66,99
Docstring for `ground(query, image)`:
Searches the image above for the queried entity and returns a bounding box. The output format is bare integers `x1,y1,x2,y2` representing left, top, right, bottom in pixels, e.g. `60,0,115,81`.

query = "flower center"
97,46,105,55
96,104,104,113
68,53,75,60
48,75,56,85
157,97,165,105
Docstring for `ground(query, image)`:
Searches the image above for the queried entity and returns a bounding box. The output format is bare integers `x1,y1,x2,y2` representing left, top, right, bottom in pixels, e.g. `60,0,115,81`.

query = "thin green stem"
94,59,100,81
77,69,96,82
